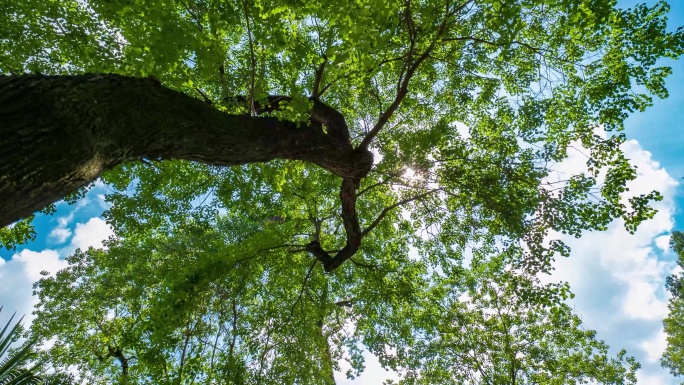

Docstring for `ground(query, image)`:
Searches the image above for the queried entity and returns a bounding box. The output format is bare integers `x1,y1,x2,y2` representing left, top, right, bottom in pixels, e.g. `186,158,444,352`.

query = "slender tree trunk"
317,282,337,385
0,74,373,228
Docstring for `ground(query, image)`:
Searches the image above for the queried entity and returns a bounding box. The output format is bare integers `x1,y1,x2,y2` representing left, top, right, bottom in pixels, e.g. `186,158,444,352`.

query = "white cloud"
623,280,669,321
56,213,75,228
55,197,92,228
48,227,72,245
542,137,679,382
0,215,114,329
335,136,681,384
47,196,104,246
336,350,399,385
1,138,679,382
636,370,673,385
0,249,68,326
69,218,113,251
454,121,470,139
641,329,668,363
656,234,672,254
96,194,112,210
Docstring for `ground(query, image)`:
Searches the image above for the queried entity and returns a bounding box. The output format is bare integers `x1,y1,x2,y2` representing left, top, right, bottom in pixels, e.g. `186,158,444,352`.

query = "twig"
359,1,461,149
242,0,257,115
179,0,204,32
290,259,318,316
358,173,400,196
312,56,327,98
194,85,213,105
361,188,442,237
349,258,380,269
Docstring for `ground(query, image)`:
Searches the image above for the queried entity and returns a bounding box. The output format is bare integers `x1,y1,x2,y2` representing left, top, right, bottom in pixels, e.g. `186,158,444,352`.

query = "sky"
3,1,684,384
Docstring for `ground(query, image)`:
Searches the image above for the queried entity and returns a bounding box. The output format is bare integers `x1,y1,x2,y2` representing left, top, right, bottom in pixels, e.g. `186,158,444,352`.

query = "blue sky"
3,1,684,383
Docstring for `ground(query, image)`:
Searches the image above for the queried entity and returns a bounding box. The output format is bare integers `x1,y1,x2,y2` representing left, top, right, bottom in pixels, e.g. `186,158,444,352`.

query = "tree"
1,0,681,270
373,256,642,385
1,0,683,382
32,233,640,384
662,231,684,376
0,308,42,385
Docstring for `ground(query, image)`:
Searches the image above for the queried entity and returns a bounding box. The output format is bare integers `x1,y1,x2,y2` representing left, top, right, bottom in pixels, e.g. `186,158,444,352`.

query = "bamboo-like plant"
0,308,42,385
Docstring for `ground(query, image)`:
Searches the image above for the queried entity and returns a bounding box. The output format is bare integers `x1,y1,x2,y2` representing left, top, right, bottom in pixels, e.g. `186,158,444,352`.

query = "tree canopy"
1,0,683,383
662,231,684,377
32,241,641,384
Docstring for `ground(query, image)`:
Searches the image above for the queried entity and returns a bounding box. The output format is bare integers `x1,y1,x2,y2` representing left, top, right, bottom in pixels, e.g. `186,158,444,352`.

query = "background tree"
662,231,684,376
377,256,642,384
32,231,640,384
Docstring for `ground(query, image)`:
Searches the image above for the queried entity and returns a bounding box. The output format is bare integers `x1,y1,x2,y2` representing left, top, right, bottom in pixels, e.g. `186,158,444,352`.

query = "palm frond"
0,308,42,385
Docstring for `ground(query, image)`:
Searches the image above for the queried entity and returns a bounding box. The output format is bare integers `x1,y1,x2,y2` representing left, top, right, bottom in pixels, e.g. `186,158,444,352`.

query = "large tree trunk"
0,74,373,230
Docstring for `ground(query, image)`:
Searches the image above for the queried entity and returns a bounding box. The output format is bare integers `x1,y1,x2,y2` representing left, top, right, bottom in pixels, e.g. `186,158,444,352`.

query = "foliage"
2,0,680,260
662,231,684,377
2,0,683,382
32,234,639,384
378,258,641,385
0,308,42,385
41,373,77,385
0,218,36,252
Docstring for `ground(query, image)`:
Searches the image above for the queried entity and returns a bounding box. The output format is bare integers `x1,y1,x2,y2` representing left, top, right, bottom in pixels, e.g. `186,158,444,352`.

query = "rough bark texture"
0,74,373,270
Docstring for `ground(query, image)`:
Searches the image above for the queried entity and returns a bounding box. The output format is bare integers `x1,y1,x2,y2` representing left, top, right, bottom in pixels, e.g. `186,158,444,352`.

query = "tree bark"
0,74,373,230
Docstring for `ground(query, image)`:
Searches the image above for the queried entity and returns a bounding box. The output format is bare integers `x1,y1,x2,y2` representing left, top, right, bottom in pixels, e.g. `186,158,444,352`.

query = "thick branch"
308,186,439,273
0,74,372,228
305,177,362,273
106,346,129,377
359,50,426,150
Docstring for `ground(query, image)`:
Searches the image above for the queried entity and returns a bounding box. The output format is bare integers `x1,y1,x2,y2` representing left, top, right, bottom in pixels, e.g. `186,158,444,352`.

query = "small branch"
290,259,318,316
309,97,352,146
223,94,353,146
179,0,204,32
335,299,354,307
317,53,408,101
312,56,327,98
218,64,229,96
309,212,322,242
368,80,384,119
106,346,130,377
361,189,441,237
359,0,458,150
441,36,578,67
405,0,416,45
318,82,333,97
349,258,380,269
357,173,400,196
194,85,213,105
229,298,238,357
242,0,257,115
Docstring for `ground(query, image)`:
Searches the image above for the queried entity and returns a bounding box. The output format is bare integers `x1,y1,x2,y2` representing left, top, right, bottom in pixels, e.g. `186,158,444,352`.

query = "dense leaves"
662,231,684,377
2,0,681,263
32,233,640,384
1,0,682,383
